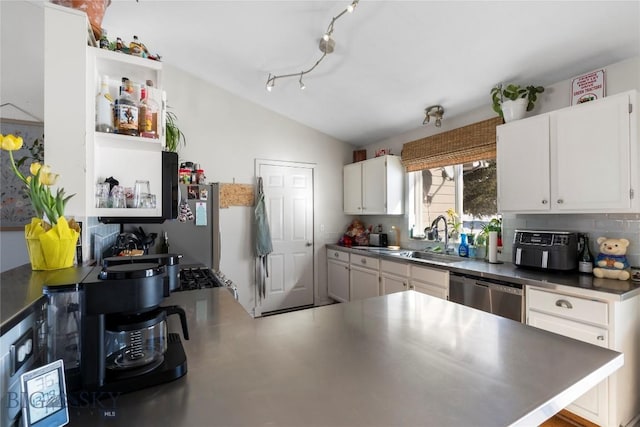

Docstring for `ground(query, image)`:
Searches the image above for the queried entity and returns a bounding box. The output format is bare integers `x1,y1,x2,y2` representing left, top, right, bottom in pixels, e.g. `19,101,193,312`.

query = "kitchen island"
66,287,622,426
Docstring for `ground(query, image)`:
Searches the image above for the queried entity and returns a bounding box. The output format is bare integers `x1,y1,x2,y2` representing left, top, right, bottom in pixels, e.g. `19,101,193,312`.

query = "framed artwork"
0,119,44,230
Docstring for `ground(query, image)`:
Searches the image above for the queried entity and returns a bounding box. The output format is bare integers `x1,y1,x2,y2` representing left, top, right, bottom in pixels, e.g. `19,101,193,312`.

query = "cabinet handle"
403,282,407,287
596,335,605,341
542,199,548,205
409,284,414,290
334,252,339,257
557,199,564,204
555,299,573,309
361,258,367,264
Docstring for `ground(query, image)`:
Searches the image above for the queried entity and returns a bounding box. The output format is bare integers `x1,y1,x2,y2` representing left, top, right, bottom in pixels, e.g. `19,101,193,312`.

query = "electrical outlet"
10,328,34,376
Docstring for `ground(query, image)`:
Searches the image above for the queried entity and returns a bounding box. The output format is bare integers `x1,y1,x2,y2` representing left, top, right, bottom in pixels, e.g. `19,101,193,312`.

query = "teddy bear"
592,237,631,280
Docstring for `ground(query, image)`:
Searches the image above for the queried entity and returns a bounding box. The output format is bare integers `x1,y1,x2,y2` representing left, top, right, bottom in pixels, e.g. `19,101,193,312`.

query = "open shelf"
94,131,163,151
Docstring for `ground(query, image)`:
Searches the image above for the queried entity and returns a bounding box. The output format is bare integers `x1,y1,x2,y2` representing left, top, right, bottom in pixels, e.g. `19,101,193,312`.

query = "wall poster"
0,119,44,230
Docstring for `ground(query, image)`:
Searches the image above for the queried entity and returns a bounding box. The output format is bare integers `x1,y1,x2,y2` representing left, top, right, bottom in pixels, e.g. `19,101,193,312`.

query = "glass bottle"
95,75,113,133
114,77,139,136
129,35,144,57
578,234,594,274
141,80,160,138
160,231,169,254
99,29,109,49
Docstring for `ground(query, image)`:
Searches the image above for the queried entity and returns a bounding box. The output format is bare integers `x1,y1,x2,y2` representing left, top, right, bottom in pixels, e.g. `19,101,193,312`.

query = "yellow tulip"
26,176,32,184
1,134,24,151
41,173,59,186
30,162,42,176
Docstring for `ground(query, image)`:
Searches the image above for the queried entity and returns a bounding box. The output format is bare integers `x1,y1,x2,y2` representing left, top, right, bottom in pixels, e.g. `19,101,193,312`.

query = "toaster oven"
513,230,578,271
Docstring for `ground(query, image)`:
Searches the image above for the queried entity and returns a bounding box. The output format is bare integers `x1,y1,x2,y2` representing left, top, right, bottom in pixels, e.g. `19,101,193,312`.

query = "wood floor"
541,410,599,427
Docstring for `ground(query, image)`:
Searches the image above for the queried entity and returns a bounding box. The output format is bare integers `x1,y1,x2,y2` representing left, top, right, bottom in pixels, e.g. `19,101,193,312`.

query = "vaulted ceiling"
102,1,640,146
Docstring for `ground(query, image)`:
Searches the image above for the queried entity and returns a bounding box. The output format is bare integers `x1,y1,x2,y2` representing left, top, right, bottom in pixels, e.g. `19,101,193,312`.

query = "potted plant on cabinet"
490,83,544,122
165,110,186,152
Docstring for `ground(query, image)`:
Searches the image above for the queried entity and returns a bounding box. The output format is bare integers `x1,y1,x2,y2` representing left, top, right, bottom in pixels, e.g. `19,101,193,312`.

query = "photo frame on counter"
0,118,44,230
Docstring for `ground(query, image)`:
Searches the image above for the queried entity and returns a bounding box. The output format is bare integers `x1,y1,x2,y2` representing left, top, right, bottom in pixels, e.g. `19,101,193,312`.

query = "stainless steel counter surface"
68,288,622,426
328,244,640,300
0,264,95,334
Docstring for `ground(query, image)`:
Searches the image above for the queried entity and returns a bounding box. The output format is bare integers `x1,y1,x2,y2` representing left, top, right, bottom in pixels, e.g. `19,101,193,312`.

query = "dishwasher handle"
473,279,523,296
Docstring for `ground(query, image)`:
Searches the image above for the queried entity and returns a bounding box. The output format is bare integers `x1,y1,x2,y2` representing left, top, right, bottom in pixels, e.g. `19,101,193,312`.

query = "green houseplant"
165,110,186,152
490,83,544,122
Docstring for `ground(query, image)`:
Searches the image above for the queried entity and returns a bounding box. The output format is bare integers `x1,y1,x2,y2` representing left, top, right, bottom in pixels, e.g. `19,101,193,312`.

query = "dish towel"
255,177,273,299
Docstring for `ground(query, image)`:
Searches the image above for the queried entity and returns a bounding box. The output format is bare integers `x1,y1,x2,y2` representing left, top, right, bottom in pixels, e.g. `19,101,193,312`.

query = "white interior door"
257,161,314,314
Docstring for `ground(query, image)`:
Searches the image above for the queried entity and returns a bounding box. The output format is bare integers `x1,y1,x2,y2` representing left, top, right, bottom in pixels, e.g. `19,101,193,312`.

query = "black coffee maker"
47,262,189,395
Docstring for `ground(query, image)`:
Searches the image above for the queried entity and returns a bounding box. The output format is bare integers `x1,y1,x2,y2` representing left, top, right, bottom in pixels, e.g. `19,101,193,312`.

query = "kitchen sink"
390,250,464,265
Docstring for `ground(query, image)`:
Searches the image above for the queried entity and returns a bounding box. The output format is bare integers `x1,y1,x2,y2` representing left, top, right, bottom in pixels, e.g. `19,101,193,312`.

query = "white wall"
159,65,353,311
360,56,640,265
0,1,44,272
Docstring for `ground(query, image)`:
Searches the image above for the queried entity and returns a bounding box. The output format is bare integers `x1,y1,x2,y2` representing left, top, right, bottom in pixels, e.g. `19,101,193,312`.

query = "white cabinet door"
551,92,632,211
497,114,551,212
327,259,350,303
528,310,608,426
410,280,448,299
362,156,386,214
343,162,362,214
381,273,407,295
350,265,379,301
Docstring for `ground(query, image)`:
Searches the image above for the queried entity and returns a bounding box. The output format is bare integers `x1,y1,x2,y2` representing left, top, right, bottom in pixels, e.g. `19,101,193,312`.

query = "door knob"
306,242,312,247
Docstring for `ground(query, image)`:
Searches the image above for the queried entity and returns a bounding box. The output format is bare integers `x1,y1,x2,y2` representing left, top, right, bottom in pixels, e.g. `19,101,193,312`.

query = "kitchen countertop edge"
326,244,640,301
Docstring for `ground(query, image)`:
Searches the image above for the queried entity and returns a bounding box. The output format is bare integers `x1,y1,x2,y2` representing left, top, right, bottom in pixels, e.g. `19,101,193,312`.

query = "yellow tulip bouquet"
2,134,79,269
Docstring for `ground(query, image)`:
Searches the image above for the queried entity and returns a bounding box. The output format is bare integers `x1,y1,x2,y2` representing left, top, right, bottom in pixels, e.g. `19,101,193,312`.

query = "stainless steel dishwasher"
449,273,523,322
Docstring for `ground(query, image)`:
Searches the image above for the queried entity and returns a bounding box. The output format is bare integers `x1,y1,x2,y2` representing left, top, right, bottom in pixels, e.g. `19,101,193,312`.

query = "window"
409,160,497,239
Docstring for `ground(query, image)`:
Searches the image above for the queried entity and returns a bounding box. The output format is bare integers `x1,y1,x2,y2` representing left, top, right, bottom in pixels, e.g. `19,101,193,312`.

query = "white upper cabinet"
497,90,638,213
44,3,166,219
343,155,404,215
551,92,632,211
497,114,551,211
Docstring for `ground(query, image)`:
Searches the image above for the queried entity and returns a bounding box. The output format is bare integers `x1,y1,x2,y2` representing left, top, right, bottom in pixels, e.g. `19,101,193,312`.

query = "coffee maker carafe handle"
162,305,190,340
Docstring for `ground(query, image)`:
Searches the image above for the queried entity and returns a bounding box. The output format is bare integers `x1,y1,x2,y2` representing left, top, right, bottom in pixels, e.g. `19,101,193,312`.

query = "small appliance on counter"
43,261,189,397
103,253,182,293
369,233,388,247
512,230,578,271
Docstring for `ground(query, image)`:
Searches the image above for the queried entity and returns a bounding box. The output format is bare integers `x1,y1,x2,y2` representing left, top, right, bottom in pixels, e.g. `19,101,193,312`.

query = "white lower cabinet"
526,286,640,427
381,260,410,295
349,254,380,301
327,249,350,303
409,264,449,300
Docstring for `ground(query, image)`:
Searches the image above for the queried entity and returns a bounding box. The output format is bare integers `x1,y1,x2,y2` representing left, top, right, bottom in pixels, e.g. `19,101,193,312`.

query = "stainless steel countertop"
68,288,622,426
328,244,640,301
0,264,95,333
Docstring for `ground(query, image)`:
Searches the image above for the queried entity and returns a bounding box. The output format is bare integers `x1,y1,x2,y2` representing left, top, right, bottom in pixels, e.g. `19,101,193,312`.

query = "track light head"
299,73,306,90
423,105,445,126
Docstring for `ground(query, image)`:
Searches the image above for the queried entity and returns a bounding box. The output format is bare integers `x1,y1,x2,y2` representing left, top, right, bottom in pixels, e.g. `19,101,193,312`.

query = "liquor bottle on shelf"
95,75,113,133
99,29,109,50
114,77,139,136
578,233,594,274
141,80,160,138
129,35,148,58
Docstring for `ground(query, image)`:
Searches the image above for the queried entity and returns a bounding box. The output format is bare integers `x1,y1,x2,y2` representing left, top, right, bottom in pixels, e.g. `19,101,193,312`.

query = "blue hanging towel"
255,177,273,299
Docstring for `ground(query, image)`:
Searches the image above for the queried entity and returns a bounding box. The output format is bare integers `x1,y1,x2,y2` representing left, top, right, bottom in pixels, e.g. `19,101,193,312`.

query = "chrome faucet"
430,215,450,254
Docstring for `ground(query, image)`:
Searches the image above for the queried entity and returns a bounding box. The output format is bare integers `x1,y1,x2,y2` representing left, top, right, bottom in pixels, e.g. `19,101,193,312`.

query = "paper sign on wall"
571,69,605,105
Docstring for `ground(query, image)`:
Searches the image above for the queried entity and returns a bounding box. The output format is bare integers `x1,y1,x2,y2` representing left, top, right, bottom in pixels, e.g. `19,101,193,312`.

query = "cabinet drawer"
350,254,379,270
528,288,608,326
410,264,448,285
327,249,349,263
380,259,409,277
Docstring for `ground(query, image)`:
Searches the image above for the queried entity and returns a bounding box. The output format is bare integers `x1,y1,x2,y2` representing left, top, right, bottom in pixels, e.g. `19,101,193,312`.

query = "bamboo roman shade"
401,117,503,172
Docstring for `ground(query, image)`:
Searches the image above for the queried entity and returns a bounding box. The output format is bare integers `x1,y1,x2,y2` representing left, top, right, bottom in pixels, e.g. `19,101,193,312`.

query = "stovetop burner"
176,267,223,291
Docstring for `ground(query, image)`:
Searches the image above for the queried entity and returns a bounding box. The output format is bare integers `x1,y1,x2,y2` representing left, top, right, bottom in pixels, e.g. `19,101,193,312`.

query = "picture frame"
0,118,44,230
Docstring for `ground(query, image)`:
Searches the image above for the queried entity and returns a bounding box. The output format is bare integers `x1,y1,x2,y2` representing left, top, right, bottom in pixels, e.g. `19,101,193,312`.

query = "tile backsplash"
353,213,640,267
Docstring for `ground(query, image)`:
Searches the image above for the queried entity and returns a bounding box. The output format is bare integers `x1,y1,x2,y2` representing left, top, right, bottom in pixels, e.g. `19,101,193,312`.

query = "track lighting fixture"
265,0,359,92
423,105,445,127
